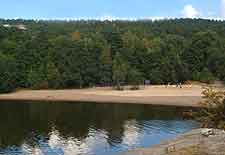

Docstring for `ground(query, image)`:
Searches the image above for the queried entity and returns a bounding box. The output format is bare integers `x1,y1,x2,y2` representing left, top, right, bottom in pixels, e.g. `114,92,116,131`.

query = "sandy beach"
0,85,208,107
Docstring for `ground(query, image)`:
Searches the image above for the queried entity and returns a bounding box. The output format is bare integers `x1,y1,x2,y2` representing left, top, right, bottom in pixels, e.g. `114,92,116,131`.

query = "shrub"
199,68,215,83
194,88,225,129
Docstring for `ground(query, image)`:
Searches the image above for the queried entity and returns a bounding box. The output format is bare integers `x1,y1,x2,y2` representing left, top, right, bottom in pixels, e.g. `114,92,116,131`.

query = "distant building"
15,24,27,30
3,24,12,28
2,24,27,30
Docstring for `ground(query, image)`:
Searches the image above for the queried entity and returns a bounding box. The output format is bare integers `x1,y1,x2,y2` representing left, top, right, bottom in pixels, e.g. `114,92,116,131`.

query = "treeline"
0,19,225,93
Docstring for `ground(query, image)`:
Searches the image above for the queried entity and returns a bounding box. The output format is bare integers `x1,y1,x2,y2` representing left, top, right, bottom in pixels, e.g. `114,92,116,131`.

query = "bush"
194,88,225,129
0,82,15,93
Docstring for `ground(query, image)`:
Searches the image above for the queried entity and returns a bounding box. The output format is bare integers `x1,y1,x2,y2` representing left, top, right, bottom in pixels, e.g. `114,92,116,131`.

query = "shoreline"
121,128,225,155
0,85,205,107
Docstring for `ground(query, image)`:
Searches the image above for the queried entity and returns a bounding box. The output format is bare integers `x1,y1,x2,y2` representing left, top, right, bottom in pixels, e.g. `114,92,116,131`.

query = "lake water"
0,102,199,155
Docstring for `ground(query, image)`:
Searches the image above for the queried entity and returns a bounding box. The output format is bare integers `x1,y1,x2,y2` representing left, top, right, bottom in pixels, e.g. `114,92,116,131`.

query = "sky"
0,0,225,20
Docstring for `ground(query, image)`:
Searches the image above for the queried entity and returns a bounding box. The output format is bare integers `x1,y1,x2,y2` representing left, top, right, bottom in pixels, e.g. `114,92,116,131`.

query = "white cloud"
97,15,170,21
82,15,166,21
221,0,225,18
182,5,200,18
42,15,169,21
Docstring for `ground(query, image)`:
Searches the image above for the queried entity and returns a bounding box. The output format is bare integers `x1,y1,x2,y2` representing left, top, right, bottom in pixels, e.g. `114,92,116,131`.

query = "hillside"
0,19,225,93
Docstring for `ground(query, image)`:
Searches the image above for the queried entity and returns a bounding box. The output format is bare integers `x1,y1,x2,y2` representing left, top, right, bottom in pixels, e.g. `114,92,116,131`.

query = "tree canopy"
0,19,225,92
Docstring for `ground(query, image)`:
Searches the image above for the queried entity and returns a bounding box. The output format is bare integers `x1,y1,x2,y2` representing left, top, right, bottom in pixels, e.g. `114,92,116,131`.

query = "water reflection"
0,102,198,155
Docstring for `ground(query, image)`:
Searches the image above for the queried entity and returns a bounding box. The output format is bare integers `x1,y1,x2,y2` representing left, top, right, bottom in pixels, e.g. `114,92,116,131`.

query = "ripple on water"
0,102,199,155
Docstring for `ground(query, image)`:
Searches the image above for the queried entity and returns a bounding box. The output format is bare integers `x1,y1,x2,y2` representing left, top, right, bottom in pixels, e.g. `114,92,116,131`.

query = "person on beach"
179,82,182,88
166,82,171,88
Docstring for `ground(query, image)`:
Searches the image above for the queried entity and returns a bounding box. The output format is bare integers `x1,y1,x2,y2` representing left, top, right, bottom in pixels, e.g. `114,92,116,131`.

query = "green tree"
112,53,129,90
207,49,225,82
127,68,143,90
100,44,113,85
0,53,17,93
103,28,123,58
46,61,61,88
198,68,215,84
183,31,222,76
27,66,47,89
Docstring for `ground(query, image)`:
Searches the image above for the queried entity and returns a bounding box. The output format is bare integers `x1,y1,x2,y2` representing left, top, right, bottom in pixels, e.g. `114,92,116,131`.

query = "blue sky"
0,0,225,20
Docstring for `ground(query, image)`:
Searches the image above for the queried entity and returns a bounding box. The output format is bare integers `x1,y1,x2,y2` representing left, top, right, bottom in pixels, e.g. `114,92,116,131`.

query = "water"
0,102,199,155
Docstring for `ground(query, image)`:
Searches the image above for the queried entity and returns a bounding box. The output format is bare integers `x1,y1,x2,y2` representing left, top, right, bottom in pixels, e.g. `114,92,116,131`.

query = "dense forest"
0,19,225,93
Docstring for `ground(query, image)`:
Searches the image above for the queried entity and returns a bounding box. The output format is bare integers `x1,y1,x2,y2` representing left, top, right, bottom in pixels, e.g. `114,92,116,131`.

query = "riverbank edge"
0,97,202,107
121,128,225,155
0,86,204,107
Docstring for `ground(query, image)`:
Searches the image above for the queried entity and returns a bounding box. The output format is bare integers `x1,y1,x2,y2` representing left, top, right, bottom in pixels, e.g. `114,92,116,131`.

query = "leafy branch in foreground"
195,88,225,129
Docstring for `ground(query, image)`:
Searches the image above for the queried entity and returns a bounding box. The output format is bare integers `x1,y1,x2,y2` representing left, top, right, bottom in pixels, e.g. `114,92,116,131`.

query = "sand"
0,85,206,107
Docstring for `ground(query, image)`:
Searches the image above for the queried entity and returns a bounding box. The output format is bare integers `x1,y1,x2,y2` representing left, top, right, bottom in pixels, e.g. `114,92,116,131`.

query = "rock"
201,128,214,137
166,145,176,153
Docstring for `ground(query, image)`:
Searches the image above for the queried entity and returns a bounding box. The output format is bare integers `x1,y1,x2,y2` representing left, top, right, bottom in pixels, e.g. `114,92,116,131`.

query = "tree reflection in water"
0,102,198,155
